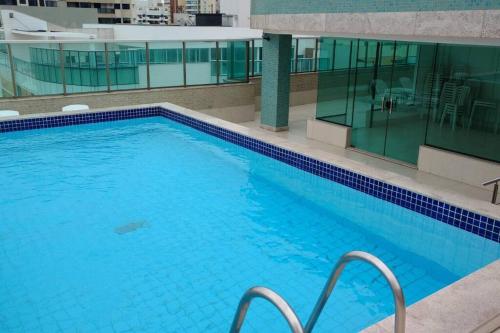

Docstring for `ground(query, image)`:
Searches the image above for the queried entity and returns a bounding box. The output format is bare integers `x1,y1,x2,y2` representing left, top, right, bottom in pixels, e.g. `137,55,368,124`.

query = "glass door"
351,40,395,157
350,40,436,164
384,41,437,164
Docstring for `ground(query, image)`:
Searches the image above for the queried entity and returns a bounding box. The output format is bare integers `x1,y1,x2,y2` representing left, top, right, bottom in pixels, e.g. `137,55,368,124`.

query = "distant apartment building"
132,0,169,25
0,0,57,7
219,0,249,27
60,0,132,23
183,0,196,14
199,0,217,13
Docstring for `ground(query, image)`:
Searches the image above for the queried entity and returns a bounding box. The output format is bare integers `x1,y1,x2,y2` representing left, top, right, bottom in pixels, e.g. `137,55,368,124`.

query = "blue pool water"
0,116,499,333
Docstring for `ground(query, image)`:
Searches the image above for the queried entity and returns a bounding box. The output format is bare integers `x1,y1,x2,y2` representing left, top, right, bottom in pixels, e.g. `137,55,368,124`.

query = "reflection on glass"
253,39,262,76
316,37,500,164
317,38,334,71
219,41,247,83
63,42,107,94
426,44,500,162
11,43,63,96
108,42,147,91
296,38,316,72
316,39,355,126
185,41,217,86
148,41,184,88
0,44,14,97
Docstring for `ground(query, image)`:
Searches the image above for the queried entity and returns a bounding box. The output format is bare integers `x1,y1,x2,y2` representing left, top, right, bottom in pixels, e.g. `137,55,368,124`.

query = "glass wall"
296,38,316,72
0,43,14,97
219,41,247,83
0,39,252,97
12,43,63,96
148,41,184,88
316,38,500,164
425,44,500,162
185,41,217,86
107,42,147,91
63,43,108,94
253,39,263,76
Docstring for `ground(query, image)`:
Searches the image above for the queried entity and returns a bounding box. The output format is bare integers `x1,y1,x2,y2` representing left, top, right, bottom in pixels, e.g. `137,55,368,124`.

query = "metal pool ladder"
229,251,406,333
483,177,500,204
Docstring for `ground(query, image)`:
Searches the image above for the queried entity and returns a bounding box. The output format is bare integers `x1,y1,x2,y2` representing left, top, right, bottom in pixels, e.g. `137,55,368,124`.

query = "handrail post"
493,182,499,204
304,251,406,333
216,41,220,85
482,178,500,204
104,42,111,92
59,43,67,95
6,43,17,97
314,38,319,72
145,41,151,89
229,287,304,333
251,39,255,77
245,40,250,82
182,41,187,87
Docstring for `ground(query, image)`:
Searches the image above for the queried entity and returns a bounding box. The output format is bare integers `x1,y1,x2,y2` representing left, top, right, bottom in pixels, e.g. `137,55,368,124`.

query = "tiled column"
260,33,292,131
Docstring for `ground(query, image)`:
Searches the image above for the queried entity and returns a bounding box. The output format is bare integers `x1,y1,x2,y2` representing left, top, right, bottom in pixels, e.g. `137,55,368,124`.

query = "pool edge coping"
363,259,500,333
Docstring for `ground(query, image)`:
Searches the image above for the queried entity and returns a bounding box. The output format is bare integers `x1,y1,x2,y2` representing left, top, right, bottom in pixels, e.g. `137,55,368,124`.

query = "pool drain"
114,221,149,235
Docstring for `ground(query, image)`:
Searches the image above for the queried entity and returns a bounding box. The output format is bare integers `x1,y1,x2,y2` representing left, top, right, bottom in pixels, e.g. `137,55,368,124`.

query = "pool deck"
238,103,500,221
363,259,500,333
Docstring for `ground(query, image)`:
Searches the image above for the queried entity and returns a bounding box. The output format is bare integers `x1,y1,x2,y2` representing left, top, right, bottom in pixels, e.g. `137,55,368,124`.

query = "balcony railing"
0,37,417,98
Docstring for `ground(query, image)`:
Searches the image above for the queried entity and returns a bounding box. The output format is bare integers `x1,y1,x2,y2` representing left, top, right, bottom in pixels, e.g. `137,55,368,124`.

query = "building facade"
132,0,169,25
0,0,57,7
183,0,196,14
199,0,217,14
61,0,132,23
251,0,500,184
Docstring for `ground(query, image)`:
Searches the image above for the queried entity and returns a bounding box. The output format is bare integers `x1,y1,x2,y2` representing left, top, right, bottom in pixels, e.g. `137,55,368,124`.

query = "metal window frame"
104,42,111,92
59,43,67,95
216,41,220,85
145,41,151,89
182,41,187,87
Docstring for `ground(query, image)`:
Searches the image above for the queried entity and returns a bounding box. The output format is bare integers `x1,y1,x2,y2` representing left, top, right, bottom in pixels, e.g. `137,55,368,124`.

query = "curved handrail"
483,177,500,186
304,251,406,333
229,286,305,333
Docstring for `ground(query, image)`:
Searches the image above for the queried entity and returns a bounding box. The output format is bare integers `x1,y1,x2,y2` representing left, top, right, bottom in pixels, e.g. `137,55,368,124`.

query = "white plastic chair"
62,104,90,112
0,110,20,118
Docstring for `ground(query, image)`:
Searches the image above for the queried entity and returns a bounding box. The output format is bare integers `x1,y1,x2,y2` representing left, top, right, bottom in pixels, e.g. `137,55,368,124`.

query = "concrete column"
260,33,292,131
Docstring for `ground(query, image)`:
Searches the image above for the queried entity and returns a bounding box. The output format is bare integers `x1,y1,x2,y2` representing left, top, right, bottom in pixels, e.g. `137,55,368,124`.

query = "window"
98,17,115,24
122,18,131,23
80,2,91,8
121,3,130,9
28,0,37,6
114,3,120,9
67,2,79,7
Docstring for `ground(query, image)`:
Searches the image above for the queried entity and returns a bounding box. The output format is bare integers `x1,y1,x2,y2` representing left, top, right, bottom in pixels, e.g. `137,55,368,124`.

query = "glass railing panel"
219,40,247,84
316,38,356,126
148,41,184,88
185,41,217,86
63,42,108,94
253,39,262,76
425,43,500,162
290,38,297,72
11,43,63,96
107,42,147,91
296,38,316,73
317,38,334,71
0,43,14,97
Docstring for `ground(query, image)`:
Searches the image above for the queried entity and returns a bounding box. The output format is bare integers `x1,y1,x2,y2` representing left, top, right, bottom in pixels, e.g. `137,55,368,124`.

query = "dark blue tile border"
1,106,499,243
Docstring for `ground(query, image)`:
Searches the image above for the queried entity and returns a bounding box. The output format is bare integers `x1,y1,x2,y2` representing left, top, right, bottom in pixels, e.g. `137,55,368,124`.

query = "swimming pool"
0,109,499,332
